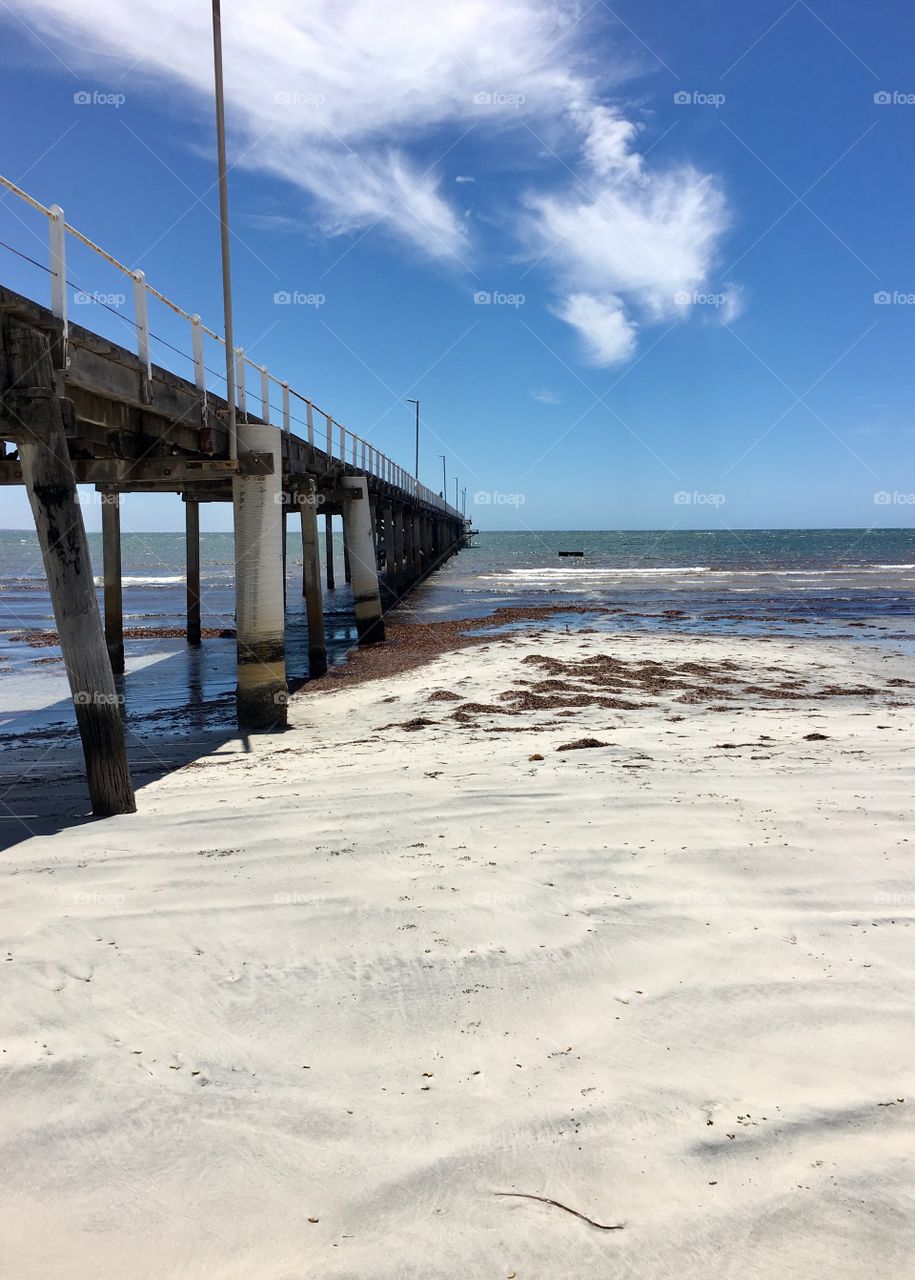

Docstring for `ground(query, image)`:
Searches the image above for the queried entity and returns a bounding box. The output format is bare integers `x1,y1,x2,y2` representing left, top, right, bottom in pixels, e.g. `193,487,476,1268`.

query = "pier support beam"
393,508,405,597
281,509,288,606
422,516,432,574
232,422,287,729
382,502,394,601
101,488,124,674
343,530,352,584
411,512,422,581
3,320,135,815
403,512,414,588
185,497,201,646
341,475,385,643
375,503,384,568
300,483,327,677
324,511,335,591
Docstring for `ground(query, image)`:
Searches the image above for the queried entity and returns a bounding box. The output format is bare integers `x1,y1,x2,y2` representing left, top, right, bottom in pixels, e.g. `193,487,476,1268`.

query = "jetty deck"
0,181,465,817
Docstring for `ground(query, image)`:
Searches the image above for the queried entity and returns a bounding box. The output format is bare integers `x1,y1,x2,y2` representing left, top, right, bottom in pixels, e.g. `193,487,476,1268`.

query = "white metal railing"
0,174,461,518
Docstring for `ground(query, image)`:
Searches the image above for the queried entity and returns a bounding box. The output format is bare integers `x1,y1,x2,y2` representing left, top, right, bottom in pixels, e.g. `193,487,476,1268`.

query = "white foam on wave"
485,566,713,579
92,575,186,587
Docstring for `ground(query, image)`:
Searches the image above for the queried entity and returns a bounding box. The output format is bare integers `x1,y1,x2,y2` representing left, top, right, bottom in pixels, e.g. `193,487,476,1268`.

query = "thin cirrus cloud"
7,0,735,365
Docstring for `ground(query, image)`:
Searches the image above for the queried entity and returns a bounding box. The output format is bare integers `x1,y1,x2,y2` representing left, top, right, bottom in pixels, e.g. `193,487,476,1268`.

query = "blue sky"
0,0,913,532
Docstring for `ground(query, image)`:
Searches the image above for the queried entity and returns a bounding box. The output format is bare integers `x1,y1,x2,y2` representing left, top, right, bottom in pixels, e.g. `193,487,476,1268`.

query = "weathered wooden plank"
0,317,135,816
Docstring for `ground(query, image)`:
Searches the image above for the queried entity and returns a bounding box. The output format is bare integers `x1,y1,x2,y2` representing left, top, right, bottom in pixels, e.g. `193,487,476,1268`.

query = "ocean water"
1,527,913,745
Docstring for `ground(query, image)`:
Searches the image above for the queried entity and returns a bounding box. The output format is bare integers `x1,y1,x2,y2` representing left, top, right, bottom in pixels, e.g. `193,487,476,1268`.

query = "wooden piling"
185,497,201,646
281,508,288,607
300,482,327,677
101,488,124,674
375,504,384,566
341,475,385,643
421,516,431,576
1,319,135,815
324,511,335,590
411,512,422,580
394,508,405,596
232,421,287,729
382,502,395,599
402,511,414,587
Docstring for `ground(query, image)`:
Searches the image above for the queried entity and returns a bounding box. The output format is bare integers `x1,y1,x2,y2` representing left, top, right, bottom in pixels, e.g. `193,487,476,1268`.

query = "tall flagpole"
211,0,237,460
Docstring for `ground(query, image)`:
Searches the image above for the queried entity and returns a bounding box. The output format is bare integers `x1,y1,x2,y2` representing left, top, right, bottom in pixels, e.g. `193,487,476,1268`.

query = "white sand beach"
1,626,913,1279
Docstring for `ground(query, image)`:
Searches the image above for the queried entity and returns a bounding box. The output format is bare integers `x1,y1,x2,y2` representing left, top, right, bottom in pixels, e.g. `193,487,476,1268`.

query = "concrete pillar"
185,497,201,646
101,488,124,674
300,482,327,677
324,511,335,590
232,422,287,729
342,475,385,644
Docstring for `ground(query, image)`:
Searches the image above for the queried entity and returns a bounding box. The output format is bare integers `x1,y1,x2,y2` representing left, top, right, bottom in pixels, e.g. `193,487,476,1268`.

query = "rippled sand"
1,628,913,1278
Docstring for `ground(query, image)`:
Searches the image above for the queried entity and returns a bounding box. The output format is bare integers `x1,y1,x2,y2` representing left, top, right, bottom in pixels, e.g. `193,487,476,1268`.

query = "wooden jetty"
0,182,466,817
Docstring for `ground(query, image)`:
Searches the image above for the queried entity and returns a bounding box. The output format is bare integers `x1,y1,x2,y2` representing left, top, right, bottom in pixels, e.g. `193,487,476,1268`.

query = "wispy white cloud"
526,102,732,365
9,0,586,261
7,0,737,360
530,387,561,403
552,293,638,365
236,211,308,233
718,284,745,325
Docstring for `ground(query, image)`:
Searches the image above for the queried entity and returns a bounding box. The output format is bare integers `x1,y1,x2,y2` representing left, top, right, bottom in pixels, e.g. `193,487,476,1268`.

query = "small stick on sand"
495,1192,624,1231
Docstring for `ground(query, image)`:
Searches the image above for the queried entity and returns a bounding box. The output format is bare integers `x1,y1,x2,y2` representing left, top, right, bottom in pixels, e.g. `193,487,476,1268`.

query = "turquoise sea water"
1,527,913,744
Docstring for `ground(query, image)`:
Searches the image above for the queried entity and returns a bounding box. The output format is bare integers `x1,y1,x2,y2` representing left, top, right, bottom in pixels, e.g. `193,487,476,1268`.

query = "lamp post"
438,453,446,499
406,398,419,480
454,477,459,510
210,0,236,461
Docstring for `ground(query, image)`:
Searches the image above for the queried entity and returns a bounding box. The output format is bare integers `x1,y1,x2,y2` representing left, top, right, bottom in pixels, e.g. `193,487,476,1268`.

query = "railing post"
190,314,206,395
325,413,333,457
48,205,68,347
306,400,314,447
338,421,346,461
133,270,152,384
282,382,291,433
260,366,270,423
235,348,246,420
